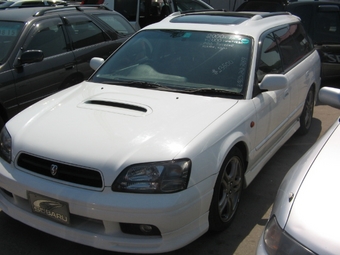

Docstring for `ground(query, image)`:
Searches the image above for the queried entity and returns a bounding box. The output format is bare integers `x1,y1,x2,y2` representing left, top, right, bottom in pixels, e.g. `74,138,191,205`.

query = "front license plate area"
28,191,70,225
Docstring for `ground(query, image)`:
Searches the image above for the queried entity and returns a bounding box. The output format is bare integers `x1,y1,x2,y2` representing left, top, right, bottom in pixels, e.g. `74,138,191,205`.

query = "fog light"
140,224,153,233
120,223,161,236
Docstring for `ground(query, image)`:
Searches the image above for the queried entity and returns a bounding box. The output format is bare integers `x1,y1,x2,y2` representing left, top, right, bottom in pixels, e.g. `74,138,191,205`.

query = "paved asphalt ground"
0,94,339,255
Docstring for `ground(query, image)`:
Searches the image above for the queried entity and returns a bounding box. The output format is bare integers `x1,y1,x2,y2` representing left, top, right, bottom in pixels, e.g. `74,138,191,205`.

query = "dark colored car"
0,6,135,127
237,0,340,84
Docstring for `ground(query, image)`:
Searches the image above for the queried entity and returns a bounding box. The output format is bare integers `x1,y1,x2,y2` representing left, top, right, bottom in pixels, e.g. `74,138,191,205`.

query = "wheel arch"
218,137,249,189
230,141,249,189
297,82,317,136
208,140,249,232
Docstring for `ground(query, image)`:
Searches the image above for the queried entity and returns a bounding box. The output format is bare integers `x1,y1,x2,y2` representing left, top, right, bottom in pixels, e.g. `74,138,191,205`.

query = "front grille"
17,153,103,188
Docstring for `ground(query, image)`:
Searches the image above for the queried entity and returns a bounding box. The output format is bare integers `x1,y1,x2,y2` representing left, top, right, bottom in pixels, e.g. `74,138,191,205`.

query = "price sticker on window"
0,28,18,36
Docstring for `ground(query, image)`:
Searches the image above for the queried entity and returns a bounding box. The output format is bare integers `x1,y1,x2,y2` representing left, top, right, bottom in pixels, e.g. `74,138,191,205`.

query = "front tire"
209,147,244,232
297,87,314,135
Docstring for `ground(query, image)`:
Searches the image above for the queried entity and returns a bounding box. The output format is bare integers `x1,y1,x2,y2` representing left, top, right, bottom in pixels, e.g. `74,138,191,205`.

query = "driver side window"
257,33,283,82
26,20,67,58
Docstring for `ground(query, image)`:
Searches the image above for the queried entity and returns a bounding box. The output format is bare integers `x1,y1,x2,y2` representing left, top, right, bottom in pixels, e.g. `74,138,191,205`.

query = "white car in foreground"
256,86,340,255
0,11,320,254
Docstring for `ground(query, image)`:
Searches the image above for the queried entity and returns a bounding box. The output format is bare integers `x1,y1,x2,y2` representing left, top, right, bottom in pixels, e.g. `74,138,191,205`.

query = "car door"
13,17,76,113
275,24,315,116
252,30,291,159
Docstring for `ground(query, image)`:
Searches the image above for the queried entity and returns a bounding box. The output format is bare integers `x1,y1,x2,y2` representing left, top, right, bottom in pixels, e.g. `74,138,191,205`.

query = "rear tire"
297,87,314,135
209,147,244,232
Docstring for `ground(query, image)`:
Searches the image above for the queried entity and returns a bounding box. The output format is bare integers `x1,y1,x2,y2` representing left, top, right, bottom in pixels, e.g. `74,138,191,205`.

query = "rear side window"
274,24,313,71
94,14,135,35
257,23,312,80
66,20,107,49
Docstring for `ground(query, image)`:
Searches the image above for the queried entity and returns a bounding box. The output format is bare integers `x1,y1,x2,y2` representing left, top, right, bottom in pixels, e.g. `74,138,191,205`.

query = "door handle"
284,89,289,98
64,63,75,70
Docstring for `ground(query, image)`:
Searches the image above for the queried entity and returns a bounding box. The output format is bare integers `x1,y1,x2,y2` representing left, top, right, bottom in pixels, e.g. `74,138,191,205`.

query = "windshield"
0,21,24,65
90,30,252,96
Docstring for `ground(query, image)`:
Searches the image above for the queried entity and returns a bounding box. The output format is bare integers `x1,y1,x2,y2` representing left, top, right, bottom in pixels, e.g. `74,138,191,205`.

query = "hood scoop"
86,100,147,112
79,98,152,117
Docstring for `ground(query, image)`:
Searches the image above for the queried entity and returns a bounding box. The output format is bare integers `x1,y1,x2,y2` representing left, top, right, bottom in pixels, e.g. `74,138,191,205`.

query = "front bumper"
256,232,267,255
0,160,214,254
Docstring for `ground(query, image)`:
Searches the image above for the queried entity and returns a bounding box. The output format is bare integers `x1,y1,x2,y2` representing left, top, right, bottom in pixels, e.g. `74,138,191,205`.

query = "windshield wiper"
99,81,243,97
185,88,244,98
117,80,163,88
102,80,183,92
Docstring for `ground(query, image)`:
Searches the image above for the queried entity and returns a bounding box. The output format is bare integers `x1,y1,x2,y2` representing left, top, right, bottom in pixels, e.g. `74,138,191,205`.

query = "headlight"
112,159,191,193
263,216,316,255
0,127,12,163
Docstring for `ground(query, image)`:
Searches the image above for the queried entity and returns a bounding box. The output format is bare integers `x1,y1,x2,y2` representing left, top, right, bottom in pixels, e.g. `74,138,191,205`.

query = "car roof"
0,5,121,22
0,7,45,21
144,11,301,38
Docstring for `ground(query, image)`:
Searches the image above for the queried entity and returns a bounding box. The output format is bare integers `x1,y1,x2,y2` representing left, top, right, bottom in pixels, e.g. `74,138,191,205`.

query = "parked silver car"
257,86,340,255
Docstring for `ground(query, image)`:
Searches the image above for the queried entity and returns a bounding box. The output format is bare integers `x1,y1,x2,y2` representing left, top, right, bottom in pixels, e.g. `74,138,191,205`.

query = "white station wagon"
0,11,320,253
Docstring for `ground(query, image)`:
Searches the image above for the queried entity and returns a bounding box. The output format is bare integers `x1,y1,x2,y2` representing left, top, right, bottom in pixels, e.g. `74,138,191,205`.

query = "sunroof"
170,14,250,25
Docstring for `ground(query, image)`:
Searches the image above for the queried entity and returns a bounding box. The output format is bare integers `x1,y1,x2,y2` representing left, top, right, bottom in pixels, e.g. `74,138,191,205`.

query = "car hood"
284,119,340,254
8,82,238,185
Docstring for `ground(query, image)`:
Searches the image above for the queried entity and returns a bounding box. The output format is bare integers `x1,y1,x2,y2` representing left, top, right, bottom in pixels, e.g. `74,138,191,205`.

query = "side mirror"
18,50,44,65
90,57,105,71
259,74,288,91
319,86,340,109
